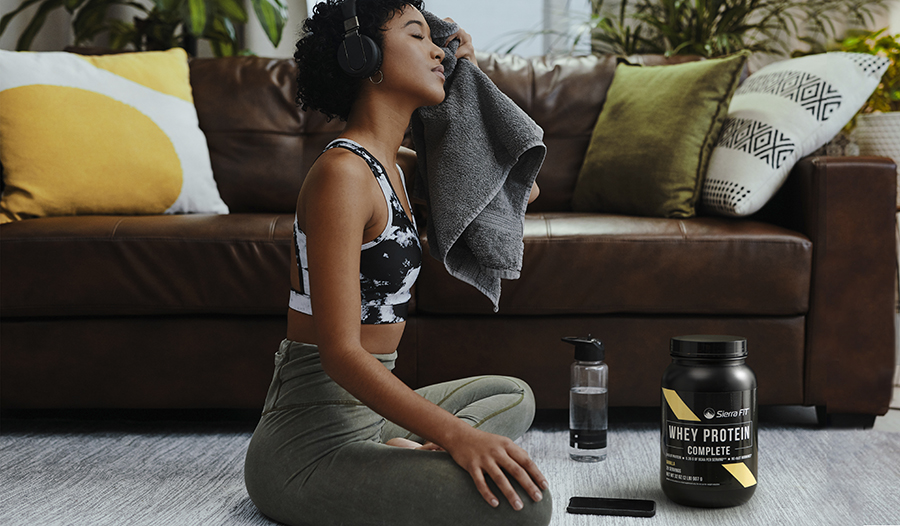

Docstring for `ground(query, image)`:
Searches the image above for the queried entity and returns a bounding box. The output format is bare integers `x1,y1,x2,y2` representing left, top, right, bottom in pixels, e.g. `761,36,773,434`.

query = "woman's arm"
301,153,547,511
528,182,540,204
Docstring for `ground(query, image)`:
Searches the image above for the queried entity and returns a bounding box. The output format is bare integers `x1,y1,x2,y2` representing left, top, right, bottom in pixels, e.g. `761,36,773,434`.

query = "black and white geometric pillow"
702,52,889,216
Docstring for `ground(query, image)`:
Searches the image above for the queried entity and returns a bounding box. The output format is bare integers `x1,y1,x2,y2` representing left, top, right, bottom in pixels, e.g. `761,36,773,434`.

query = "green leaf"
15,0,67,50
206,16,235,56
1,0,50,38
670,40,692,55
212,0,247,23
251,0,287,48
204,15,235,43
64,0,87,11
155,0,180,10
107,18,136,49
186,0,207,35
71,0,119,44
718,5,745,32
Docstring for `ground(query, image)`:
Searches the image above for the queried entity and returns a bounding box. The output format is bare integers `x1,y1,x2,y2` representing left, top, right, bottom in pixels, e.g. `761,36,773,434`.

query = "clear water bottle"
563,336,608,462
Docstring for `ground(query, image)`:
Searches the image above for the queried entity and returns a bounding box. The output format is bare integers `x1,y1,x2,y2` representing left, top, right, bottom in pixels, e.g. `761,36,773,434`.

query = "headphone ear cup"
337,33,382,78
361,35,382,77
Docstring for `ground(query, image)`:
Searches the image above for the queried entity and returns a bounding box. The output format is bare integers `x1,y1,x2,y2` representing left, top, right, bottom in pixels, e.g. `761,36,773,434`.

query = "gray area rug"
519,412,900,526
1,408,898,526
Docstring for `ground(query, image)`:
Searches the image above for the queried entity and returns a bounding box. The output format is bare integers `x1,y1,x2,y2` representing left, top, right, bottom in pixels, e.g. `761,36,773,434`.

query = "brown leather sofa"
1,52,896,426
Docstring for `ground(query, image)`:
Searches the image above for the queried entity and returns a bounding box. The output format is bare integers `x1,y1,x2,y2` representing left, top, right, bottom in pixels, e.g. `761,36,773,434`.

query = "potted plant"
633,0,889,57
0,0,288,57
836,28,900,311
837,28,900,206
840,28,900,147
503,0,889,58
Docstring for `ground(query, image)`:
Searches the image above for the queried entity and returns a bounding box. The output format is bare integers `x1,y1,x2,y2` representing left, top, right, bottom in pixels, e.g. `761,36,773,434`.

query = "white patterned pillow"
701,52,889,216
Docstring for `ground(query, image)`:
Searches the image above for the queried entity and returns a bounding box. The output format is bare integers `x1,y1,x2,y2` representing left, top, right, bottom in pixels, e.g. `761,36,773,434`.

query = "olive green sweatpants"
244,340,552,526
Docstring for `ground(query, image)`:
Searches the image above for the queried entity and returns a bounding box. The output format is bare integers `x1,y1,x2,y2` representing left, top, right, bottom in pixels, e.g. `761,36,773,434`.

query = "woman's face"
377,6,446,108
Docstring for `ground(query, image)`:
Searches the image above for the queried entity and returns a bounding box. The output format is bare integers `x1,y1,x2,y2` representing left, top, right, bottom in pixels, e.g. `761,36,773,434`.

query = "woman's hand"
443,427,548,510
443,18,478,68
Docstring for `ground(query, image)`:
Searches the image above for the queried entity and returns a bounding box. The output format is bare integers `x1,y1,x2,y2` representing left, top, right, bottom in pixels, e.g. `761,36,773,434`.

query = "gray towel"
411,11,546,312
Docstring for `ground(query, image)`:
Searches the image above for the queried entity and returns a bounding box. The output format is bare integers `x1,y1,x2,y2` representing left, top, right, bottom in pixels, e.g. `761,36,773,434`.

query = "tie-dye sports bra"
289,139,422,324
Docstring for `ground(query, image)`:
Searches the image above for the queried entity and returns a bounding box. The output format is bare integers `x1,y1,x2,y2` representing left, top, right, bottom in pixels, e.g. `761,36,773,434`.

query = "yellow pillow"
0,48,228,223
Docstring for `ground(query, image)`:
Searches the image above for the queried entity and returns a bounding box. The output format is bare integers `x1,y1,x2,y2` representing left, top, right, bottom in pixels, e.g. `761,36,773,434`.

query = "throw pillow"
0,48,229,223
572,51,749,218
701,52,890,216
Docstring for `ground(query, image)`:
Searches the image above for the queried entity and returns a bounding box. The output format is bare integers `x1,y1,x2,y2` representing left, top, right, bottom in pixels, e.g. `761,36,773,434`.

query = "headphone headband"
341,0,359,33
341,0,357,21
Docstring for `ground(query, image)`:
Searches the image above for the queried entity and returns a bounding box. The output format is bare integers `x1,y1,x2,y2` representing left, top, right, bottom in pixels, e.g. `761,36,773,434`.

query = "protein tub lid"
670,335,747,358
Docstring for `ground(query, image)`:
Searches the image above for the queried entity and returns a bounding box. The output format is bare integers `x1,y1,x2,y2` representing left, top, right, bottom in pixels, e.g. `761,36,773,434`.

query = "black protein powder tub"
661,335,758,507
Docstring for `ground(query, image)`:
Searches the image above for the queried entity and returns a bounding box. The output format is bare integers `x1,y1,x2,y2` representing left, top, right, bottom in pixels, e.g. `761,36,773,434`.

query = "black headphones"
336,0,382,78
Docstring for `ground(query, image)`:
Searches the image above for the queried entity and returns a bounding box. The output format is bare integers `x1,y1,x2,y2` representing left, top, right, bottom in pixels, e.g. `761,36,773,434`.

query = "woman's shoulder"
306,146,375,190
298,147,381,226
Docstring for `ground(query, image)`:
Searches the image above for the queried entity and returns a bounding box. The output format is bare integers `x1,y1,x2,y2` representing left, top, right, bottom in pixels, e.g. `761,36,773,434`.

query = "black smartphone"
566,496,656,517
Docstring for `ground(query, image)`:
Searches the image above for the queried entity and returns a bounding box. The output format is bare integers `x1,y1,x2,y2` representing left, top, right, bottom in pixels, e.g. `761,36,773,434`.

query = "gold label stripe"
662,388,700,421
722,462,757,488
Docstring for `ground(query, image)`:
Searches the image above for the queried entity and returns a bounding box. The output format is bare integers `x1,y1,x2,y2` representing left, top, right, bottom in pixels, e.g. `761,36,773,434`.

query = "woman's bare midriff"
286,309,405,355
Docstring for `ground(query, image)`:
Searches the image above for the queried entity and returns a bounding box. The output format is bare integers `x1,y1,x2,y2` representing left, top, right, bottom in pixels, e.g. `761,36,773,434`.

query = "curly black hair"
294,0,425,121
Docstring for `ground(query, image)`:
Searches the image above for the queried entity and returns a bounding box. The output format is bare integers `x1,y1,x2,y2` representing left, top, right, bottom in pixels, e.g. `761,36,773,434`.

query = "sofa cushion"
190,57,345,213
476,52,704,214
0,49,228,223
416,213,812,316
571,52,748,218
0,214,292,317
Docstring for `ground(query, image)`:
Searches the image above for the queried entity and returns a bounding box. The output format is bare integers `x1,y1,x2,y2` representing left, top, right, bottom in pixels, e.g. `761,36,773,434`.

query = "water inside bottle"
569,386,608,461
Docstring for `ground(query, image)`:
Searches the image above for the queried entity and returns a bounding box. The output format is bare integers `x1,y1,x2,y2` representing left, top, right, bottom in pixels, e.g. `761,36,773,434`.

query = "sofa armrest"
791,156,897,417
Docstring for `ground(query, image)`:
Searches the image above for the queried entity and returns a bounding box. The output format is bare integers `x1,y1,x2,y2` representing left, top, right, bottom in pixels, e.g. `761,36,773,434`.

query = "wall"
0,3,71,51
3,1,899,55
256,0,549,58
0,0,307,57
254,0,557,58
0,0,549,57
418,0,543,57
418,0,593,56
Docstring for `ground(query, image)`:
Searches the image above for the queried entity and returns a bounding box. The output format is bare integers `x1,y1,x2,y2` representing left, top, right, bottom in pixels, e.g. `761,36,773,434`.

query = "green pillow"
572,51,749,218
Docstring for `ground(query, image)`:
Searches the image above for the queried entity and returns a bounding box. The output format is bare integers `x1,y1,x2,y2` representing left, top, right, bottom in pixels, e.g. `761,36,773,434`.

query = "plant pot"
822,130,859,156
853,112,900,209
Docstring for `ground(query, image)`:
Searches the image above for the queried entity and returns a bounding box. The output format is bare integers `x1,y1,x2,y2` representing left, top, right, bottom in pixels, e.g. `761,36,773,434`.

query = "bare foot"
385,438,421,449
385,438,444,451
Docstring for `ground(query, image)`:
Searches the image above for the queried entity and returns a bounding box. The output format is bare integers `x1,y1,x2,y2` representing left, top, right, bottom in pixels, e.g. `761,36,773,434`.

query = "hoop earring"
368,70,384,85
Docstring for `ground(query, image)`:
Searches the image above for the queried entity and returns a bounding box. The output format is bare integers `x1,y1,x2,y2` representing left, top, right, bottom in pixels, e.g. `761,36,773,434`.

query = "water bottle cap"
562,336,605,361
670,335,747,358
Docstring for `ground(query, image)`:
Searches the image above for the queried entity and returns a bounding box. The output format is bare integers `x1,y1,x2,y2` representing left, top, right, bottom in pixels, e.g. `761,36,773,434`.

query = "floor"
871,311,900,432
872,364,900,432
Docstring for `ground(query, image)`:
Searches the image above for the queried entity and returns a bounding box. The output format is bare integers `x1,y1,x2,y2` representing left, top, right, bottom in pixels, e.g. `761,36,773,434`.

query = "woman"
244,2,550,525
